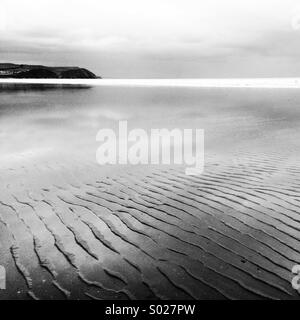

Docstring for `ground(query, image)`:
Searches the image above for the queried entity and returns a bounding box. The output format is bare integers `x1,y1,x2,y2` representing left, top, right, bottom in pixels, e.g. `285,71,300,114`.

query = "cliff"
0,63,98,79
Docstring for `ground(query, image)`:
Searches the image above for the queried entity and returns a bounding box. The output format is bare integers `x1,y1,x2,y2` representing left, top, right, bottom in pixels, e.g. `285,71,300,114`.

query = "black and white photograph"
0,0,300,307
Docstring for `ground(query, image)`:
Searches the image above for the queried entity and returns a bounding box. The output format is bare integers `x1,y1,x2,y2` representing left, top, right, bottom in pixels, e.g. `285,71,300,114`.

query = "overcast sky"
1,0,300,77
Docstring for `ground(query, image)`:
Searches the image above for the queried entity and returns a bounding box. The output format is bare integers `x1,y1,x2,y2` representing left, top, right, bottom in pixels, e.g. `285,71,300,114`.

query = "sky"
0,0,300,78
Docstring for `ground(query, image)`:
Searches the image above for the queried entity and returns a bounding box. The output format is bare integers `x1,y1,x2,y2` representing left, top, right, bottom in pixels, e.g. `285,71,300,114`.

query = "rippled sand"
0,85,300,299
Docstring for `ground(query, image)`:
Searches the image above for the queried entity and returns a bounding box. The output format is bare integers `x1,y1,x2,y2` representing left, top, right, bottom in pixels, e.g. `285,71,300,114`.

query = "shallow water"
1,84,300,167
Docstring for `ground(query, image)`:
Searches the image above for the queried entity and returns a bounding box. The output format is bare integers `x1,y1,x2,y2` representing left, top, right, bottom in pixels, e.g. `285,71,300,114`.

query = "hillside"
0,63,98,78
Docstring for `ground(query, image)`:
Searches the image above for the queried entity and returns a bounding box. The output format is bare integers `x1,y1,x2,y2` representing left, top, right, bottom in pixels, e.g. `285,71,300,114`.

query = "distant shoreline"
0,63,98,79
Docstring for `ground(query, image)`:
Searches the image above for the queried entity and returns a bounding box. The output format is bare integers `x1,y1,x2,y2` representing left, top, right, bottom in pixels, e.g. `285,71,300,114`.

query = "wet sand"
0,85,300,299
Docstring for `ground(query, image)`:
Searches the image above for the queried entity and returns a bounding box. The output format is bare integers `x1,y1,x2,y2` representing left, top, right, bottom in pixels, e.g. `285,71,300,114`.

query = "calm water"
0,84,300,171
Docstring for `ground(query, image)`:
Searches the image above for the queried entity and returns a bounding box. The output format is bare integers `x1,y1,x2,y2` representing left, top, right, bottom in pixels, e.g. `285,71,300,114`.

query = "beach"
0,84,300,299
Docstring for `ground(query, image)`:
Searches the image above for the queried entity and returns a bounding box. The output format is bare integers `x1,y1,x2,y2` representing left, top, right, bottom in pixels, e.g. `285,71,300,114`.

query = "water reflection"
0,83,92,92
0,85,299,169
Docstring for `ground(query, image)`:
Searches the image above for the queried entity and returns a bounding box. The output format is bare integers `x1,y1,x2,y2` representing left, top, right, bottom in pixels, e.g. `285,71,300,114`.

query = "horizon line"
1,78,300,88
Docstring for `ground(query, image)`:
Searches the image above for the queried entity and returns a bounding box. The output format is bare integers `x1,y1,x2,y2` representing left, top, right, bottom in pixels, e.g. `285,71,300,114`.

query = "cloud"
1,0,300,76
2,0,299,47
0,5,7,32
